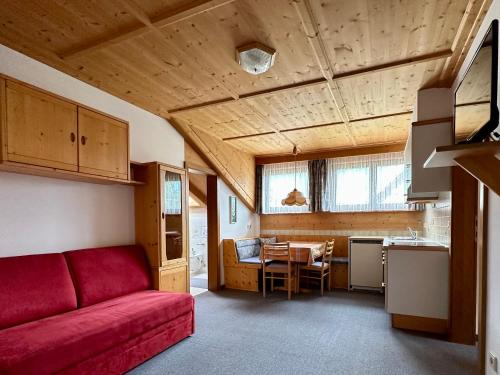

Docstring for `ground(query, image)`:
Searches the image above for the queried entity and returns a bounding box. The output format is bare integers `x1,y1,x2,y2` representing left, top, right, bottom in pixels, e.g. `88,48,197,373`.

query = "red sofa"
0,245,195,375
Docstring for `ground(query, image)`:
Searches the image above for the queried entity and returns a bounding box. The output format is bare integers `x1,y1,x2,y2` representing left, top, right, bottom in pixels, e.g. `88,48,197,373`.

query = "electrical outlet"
489,352,498,373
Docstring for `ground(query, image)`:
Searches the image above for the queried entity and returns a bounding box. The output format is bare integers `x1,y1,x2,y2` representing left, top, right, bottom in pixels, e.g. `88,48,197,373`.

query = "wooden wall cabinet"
0,75,130,183
134,162,189,293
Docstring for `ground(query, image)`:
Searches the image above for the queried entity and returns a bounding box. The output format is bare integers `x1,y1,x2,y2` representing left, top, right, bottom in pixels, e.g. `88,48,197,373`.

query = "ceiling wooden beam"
168,49,452,115
292,0,356,146
59,0,235,60
255,143,406,164
439,0,493,85
222,111,412,142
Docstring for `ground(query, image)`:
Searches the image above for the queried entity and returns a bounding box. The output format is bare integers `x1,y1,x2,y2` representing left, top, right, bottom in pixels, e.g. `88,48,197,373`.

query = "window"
260,152,408,214
323,152,407,212
262,161,309,214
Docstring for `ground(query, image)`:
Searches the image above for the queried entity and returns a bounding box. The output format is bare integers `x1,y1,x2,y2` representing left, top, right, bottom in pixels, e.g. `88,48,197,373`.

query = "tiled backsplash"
423,192,452,246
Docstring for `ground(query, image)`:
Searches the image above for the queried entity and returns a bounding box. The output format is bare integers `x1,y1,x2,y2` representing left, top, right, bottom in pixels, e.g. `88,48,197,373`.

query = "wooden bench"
222,237,275,292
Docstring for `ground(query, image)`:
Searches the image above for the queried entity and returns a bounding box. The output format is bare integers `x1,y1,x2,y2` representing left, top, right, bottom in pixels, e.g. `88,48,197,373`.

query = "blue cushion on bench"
235,239,261,260
239,256,271,265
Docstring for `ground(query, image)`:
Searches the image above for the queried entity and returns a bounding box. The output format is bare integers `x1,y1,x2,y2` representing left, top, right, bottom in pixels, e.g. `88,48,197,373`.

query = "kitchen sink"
391,236,416,240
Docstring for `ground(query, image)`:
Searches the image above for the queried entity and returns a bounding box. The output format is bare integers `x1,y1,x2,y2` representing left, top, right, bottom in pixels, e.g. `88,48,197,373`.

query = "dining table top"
288,241,326,265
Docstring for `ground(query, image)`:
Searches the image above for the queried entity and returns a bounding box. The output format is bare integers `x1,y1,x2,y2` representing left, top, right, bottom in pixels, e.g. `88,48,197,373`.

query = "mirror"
164,171,184,261
454,21,498,142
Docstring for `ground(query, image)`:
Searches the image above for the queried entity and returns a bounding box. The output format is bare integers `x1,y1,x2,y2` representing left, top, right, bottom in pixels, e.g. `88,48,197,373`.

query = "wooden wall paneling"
284,123,355,152
185,142,211,170
77,107,129,180
171,118,256,210
5,80,78,171
449,166,478,344
207,174,220,291
260,211,425,232
348,113,411,146
225,133,292,155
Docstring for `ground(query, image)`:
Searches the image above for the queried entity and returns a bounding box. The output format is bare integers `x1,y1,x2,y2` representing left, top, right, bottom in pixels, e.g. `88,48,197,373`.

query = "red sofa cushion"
0,253,77,330
0,290,194,375
64,245,151,307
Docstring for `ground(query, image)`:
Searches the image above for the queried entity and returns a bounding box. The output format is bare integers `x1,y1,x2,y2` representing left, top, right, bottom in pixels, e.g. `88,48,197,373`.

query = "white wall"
0,44,184,256
218,179,260,283
451,2,500,373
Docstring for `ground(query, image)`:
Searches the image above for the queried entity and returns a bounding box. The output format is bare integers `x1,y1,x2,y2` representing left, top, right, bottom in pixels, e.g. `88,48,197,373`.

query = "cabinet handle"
81,136,87,145
70,132,76,143
161,212,165,219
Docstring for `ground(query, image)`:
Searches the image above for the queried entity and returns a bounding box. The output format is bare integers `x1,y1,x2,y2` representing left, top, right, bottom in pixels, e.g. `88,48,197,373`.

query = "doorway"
186,164,220,295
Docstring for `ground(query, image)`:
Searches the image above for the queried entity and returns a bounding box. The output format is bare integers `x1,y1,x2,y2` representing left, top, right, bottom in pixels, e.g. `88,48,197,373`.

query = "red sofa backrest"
64,245,152,307
0,253,77,330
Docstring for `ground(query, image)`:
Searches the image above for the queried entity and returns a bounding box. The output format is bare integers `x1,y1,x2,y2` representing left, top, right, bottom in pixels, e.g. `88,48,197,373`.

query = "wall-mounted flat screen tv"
454,19,499,143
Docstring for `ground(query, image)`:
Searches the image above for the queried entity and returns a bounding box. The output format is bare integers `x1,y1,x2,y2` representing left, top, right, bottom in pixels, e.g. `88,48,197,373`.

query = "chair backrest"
323,239,335,265
261,242,291,262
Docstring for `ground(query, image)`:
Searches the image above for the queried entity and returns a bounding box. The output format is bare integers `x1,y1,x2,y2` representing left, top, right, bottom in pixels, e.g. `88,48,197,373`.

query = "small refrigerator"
349,238,384,292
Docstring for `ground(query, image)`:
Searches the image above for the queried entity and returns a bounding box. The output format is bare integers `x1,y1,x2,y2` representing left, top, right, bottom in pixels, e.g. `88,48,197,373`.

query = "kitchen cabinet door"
5,81,78,171
78,107,128,180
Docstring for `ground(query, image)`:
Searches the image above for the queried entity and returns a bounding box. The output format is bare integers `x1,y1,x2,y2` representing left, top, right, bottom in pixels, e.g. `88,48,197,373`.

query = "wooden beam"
255,143,406,164
439,0,493,85
168,51,451,115
292,0,356,146
334,49,453,81
59,0,235,60
222,111,412,142
207,174,221,291
455,154,500,196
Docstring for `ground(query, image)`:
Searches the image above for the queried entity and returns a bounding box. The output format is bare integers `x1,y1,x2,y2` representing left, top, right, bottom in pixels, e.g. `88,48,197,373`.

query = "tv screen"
454,20,498,143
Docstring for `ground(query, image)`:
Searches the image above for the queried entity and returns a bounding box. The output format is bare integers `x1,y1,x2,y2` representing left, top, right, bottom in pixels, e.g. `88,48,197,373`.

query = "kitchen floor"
130,290,477,375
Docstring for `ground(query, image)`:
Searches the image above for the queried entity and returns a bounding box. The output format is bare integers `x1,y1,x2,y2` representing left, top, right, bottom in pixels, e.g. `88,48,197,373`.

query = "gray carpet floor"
129,290,477,375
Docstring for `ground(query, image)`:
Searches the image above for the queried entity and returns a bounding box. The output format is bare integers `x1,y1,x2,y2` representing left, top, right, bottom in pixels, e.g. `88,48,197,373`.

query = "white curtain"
262,161,309,214
165,172,182,215
323,152,407,212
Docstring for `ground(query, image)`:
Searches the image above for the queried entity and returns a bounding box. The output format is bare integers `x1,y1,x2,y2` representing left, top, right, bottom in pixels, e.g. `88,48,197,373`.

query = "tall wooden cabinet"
134,162,189,293
0,75,130,183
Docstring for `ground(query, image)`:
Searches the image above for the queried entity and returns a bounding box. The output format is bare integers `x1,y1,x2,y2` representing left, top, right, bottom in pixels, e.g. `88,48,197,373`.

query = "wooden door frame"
185,164,221,291
478,184,489,375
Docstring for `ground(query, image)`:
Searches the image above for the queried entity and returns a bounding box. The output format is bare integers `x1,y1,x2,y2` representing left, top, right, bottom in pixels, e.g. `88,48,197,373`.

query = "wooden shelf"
424,142,500,196
424,142,500,168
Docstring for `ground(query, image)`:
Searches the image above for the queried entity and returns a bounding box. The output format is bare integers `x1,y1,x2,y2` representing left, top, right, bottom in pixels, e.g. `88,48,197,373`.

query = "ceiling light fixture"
236,42,276,75
281,146,309,206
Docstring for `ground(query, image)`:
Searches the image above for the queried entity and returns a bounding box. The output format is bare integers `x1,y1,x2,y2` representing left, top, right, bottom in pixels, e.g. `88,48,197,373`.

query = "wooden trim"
207,175,220,291
334,49,453,81
412,117,453,127
449,167,478,345
255,143,405,164
59,0,235,60
478,185,489,375
0,77,6,162
0,160,141,185
184,161,216,175
455,154,500,197
392,313,448,334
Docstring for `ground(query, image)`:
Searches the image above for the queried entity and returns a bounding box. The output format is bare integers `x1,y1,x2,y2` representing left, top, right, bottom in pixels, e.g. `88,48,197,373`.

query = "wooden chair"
298,239,335,296
261,242,296,300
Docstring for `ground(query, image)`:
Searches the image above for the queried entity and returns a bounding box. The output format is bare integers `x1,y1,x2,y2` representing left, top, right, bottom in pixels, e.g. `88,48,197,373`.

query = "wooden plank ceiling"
0,0,491,156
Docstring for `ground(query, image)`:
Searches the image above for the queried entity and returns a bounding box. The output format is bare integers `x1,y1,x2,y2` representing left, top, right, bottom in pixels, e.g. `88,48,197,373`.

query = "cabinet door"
6,81,78,170
160,167,187,267
78,108,129,180
159,265,188,293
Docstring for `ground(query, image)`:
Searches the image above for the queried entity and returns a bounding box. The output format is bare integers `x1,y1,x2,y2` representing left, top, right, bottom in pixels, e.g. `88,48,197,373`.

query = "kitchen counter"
383,238,448,252
349,236,385,241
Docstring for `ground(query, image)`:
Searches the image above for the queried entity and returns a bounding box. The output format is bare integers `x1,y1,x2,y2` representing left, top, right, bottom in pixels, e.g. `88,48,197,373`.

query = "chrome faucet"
408,227,417,240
